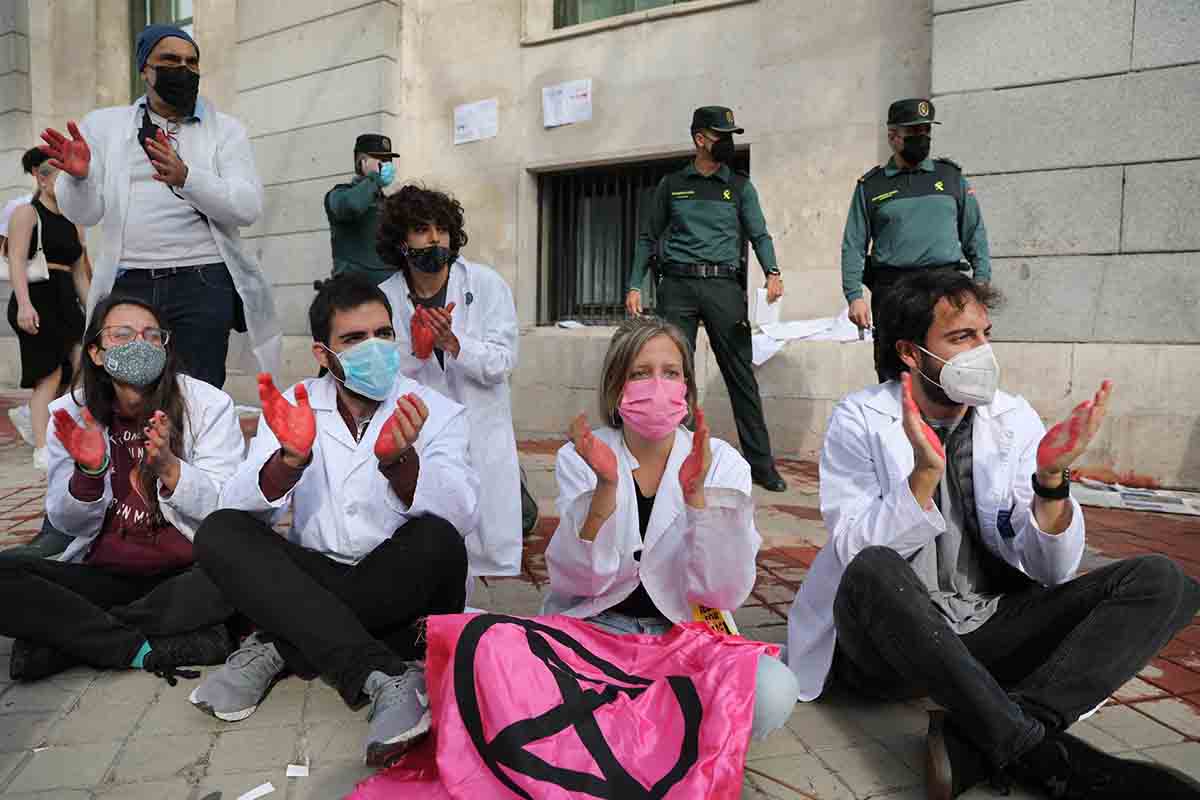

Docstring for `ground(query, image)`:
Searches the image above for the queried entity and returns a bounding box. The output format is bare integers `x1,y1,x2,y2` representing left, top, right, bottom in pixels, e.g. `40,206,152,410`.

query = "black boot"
9,639,80,682
143,625,233,685
751,464,788,492
1011,729,1200,799
926,710,1005,799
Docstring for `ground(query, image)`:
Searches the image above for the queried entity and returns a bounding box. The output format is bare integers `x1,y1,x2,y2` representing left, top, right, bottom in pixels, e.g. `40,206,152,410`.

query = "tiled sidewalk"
0,392,1197,798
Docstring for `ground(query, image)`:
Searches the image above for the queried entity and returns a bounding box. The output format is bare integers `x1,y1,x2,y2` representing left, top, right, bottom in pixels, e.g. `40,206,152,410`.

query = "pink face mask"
619,377,688,441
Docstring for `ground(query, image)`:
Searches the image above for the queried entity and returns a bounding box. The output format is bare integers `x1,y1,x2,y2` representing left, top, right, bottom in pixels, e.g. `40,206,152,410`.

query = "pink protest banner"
350,613,775,800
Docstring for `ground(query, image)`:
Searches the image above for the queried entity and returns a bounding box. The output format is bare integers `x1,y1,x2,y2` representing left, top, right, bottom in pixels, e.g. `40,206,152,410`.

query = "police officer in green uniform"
841,98,991,378
625,106,787,492
324,134,399,286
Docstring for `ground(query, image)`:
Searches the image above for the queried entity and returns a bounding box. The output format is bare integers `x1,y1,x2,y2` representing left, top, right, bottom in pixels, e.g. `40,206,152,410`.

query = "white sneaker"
32,447,48,472
8,406,34,447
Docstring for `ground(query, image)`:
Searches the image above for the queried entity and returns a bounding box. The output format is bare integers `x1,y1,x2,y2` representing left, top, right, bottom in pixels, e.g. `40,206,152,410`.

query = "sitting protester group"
4,207,1199,799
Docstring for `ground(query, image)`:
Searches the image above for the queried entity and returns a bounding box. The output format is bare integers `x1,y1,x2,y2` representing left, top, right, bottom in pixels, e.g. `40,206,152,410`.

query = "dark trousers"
193,509,469,706
113,264,238,389
0,558,233,669
831,546,1200,769
657,275,773,471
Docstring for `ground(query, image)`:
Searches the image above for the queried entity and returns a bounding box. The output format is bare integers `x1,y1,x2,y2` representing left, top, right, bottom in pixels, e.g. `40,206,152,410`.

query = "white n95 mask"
916,342,1000,406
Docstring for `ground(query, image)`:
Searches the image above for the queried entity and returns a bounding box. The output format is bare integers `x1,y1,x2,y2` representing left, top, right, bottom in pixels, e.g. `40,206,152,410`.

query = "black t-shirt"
409,270,451,368
609,480,668,620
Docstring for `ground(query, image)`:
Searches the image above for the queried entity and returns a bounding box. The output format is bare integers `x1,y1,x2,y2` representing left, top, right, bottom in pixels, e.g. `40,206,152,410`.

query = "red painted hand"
679,406,712,498
375,393,429,464
411,308,436,360
1038,380,1113,474
569,413,618,486
424,302,458,354
901,373,946,470
258,373,316,464
53,407,107,471
40,121,91,179
142,410,180,478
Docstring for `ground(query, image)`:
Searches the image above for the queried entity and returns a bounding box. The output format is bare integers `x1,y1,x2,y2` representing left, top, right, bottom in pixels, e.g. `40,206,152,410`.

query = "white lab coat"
45,375,244,563
543,425,761,623
53,97,281,374
219,374,480,565
379,258,521,576
787,381,1087,701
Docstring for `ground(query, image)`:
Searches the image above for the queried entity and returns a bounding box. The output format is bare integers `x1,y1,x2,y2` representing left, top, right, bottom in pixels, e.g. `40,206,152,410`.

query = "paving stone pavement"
1,392,1198,798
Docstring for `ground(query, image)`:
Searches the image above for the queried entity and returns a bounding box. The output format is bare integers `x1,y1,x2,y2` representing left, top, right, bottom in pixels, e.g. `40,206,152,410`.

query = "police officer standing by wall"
626,106,787,492
324,134,398,286
841,99,991,378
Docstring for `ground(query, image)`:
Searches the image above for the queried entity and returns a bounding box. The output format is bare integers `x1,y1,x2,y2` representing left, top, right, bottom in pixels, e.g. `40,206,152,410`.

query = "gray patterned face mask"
103,339,167,386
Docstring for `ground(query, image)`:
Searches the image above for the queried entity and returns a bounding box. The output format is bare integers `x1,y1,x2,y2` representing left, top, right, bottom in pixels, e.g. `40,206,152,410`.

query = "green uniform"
629,162,778,291
840,156,990,302
324,173,393,286
630,160,777,473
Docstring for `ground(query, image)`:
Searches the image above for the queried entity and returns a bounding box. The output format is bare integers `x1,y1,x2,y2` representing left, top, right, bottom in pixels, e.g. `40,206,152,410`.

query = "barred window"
553,0,694,29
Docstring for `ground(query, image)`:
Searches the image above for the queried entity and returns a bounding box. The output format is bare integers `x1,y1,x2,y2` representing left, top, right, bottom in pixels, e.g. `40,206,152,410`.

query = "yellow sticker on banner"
692,604,739,636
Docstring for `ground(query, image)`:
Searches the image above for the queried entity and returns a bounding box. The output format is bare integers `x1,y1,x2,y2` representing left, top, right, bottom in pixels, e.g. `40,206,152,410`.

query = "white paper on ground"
761,309,872,343
286,764,309,778
542,79,592,128
751,333,783,366
453,98,499,145
753,288,781,328
556,320,585,329
237,783,276,800
1073,481,1200,516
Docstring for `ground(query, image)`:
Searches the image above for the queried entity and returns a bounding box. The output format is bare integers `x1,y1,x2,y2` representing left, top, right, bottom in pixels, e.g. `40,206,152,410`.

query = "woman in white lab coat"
543,315,799,739
377,186,521,579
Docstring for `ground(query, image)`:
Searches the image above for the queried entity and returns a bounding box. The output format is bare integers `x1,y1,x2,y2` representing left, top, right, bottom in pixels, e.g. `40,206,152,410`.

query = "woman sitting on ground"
543,315,799,740
0,295,244,682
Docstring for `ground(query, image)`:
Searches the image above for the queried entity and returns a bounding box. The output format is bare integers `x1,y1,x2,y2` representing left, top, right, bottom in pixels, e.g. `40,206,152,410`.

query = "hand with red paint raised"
143,410,181,492
569,413,618,487
53,408,107,472
411,308,437,360
375,392,428,465
145,128,188,187
1037,381,1113,477
40,122,91,179
423,302,459,357
258,373,316,468
679,406,712,507
902,373,945,511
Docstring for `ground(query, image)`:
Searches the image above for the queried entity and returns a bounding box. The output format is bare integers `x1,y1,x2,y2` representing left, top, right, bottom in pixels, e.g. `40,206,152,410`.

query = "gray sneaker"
188,634,285,722
363,663,431,767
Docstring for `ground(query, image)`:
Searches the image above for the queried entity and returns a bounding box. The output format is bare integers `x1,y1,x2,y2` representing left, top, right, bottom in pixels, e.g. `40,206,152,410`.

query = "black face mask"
710,136,735,164
152,66,200,116
406,244,453,274
900,134,931,165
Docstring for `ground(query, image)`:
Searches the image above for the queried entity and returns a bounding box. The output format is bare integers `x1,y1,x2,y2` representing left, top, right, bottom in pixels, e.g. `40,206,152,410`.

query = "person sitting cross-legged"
0,294,242,682
189,274,478,767
785,270,1200,799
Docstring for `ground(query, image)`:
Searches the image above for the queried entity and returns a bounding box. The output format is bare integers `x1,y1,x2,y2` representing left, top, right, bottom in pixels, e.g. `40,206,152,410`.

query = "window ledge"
522,0,758,46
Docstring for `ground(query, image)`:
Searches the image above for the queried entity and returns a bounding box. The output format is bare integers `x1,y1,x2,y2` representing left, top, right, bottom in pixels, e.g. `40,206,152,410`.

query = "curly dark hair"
376,184,469,270
876,270,1003,382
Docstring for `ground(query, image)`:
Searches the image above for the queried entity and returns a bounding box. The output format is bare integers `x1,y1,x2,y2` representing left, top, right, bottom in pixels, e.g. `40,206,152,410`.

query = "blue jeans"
112,264,237,389
586,610,799,740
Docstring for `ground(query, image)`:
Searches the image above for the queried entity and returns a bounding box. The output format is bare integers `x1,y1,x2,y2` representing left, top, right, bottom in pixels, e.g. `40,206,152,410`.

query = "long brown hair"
73,295,190,528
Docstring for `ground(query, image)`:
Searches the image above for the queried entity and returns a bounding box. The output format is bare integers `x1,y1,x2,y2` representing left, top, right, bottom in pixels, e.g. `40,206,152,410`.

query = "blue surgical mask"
324,338,400,401
379,161,396,186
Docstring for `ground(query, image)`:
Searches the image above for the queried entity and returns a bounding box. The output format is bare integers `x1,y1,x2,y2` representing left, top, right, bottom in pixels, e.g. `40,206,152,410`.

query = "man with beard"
625,106,788,492
840,99,991,380
785,269,1200,799
39,24,280,388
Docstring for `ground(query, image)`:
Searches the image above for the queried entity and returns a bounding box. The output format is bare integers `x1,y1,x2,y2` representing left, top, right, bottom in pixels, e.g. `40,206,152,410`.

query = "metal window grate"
537,152,749,325
554,0,687,29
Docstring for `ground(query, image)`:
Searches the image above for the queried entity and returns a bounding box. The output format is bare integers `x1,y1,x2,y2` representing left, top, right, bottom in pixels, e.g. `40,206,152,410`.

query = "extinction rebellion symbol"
454,614,704,799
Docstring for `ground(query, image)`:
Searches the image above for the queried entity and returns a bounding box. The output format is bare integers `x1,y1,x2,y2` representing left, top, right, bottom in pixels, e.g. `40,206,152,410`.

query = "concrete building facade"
1,0,1197,485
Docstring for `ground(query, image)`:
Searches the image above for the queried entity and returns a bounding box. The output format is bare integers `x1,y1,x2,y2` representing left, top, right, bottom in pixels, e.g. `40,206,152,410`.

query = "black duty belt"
661,262,741,279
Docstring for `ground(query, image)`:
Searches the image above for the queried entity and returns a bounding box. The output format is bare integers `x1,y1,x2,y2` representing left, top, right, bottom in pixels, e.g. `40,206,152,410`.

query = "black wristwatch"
1032,469,1071,499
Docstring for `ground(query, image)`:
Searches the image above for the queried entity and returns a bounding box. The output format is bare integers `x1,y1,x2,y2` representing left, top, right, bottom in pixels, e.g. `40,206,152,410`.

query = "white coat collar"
125,95,211,140
862,379,1021,421
612,426,692,552
304,372,421,451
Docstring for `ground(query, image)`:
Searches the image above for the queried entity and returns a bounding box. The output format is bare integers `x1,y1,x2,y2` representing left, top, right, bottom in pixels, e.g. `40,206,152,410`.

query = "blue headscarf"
135,24,199,73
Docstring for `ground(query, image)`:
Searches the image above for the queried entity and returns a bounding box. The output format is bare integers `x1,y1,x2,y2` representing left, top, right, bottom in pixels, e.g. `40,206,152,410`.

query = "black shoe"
1012,730,1200,799
751,465,788,492
143,625,233,685
926,711,1002,800
9,639,80,682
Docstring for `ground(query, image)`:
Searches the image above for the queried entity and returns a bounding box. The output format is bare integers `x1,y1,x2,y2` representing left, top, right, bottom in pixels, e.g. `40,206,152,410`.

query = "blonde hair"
598,316,697,428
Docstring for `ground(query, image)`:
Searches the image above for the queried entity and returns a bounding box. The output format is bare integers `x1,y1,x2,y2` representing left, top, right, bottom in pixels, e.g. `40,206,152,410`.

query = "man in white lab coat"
786,270,1200,799
188,275,479,768
377,185,523,581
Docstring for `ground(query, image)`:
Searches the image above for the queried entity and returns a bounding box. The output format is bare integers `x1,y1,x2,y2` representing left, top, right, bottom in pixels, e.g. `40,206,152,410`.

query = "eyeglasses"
97,326,171,347
35,165,57,178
